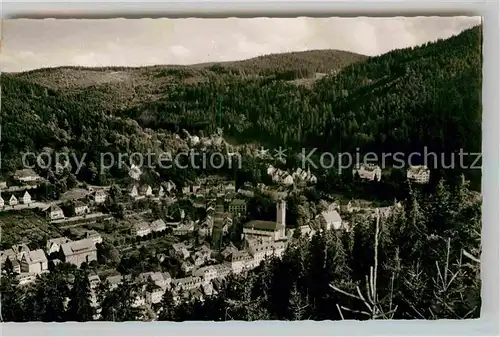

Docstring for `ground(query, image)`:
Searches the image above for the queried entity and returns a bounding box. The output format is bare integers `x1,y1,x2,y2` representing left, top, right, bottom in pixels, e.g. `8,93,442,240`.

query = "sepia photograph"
0,17,482,323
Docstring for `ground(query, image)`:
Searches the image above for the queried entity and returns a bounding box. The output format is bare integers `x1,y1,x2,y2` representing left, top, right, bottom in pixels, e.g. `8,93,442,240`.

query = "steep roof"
24,249,48,264
321,210,342,223
244,220,283,231
61,238,96,257
14,168,38,178
229,199,246,206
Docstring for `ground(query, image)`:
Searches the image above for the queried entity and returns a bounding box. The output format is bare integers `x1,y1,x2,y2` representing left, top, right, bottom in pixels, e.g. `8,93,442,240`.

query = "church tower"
276,199,286,227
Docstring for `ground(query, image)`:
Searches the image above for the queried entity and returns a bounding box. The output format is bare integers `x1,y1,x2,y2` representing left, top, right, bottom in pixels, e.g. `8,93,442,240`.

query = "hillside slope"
8,49,367,113
1,27,482,187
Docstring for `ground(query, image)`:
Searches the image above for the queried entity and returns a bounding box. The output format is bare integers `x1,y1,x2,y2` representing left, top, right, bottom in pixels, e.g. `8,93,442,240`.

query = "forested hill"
1,26,482,186
8,49,367,112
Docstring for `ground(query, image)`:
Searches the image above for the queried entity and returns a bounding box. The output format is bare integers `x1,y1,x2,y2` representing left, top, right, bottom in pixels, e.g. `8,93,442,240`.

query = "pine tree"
287,283,309,320
158,289,176,321
66,269,95,321
0,264,26,322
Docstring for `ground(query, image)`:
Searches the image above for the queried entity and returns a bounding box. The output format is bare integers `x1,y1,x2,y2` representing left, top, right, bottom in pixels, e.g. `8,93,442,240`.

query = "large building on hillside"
60,238,97,267
242,199,287,241
407,165,430,184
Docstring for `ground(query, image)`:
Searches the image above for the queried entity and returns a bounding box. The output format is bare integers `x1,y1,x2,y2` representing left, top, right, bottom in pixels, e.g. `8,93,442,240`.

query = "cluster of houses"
0,158,426,318
0,190,34,209
88,199,293,311
266,165,318,186
133,219,168,237
181,179,236,198
0,230,103,285
128,181,180,200
352,163,430,184
0,184,107,221
43,189,106,221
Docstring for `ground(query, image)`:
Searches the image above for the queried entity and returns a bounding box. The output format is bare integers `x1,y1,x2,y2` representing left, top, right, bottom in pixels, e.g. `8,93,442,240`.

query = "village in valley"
0,138,433,320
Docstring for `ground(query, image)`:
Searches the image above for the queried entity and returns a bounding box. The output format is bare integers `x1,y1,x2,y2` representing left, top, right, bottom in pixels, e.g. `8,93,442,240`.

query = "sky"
1,17,481,72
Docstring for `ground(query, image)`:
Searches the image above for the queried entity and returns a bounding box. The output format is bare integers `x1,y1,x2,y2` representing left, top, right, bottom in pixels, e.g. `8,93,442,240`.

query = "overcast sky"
1,17,481,72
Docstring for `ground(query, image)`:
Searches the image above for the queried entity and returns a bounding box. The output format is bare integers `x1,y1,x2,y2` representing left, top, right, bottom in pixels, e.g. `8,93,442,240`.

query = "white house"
94,190,107,203
20,249,48,275
319,209,343,231
0,194,4,208
145,284,164,305
158,186,165,198
85,230,103,245
225,250,254,274
21,191,32,205
129,164,142,180
267,166,294,185
246,237,287,266
407,165,430,184
74,201,90,216
46,237,72,255
46,205,64,220
134,222,151,237
150,219,167,232
0,181,7,189
9,195,18,206
13,169,41,183
139,271,171,290
171,276,202,293
193,265,218,283
353,164,382,182
293,167,317,184
165,181,177,193
143,185,153,197
171,243,190,260
129,185,138,198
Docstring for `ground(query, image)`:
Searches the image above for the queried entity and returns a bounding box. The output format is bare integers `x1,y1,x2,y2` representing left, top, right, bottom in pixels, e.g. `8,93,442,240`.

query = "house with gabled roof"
45,204,64,220
353,163,382,182
318,209,343,231
9,195,18,206
21,191,32,205
94,190,107,203
150,219,167,233
74,200,90,216
60,238,97,267
133,222,151,237
141,185,153,197
46,237,72,255
13,169,41,183
158,186,165,198
129,185,139,198
84,229,103,245
20,249,48,275
407,165,430,184
228,199,247,216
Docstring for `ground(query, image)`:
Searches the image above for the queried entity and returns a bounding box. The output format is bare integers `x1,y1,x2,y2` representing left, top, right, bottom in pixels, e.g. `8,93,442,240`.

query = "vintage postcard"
0,17,482,322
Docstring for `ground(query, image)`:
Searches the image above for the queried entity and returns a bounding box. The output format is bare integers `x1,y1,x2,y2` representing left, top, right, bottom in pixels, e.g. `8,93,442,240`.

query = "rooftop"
244,220,283,231
25,249,48,264
14,168,39,178
61,238,96,256
321,210,342,223
230,199,246,206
